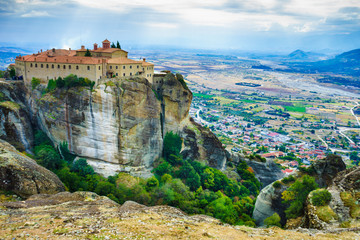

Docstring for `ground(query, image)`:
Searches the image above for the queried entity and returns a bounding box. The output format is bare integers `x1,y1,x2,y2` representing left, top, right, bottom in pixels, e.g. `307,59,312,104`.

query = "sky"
0,0,359,53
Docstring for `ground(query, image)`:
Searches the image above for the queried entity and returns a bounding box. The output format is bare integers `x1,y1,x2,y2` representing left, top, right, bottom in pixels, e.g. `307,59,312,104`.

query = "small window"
52,64,54,69
35,64,37,67
30,63,33,67
123,73,125,76
110,66,112,69
130,66,132,69
98,66,100,70
41,64,43,68
87,66,90,70
69,65,71,69
116,66,118,69
58,65,60,69
46,64,49,68
150,74,152,77
63,65,66,69
116,73,118,76
123,66,125,69
76,66,79,70
137,65,139,69
130,72,132,76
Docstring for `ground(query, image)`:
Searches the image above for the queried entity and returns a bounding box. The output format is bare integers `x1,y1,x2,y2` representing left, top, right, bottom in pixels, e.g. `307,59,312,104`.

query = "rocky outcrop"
0,81,33,152
252,182,288,226
253,154,347,227
313,154,346,187
0,139,65,198
181,118,227,169
2,191,359,239
243,159,284,188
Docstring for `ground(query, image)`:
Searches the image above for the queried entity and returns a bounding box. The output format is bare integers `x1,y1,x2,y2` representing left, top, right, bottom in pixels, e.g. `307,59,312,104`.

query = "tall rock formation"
0,75,229,177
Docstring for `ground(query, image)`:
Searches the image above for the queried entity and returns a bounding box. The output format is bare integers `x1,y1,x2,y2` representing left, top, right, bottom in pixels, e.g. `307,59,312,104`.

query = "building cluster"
14,39,155,85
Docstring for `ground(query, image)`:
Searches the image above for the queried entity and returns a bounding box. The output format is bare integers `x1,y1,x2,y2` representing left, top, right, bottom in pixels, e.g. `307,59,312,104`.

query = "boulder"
0,139,65,198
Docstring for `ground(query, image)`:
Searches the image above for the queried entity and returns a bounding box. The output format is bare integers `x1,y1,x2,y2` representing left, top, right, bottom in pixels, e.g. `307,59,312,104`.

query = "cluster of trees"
46,74,95,92
31,75,96,92
111,41,122,49
31,130,261,227
151,132,261,226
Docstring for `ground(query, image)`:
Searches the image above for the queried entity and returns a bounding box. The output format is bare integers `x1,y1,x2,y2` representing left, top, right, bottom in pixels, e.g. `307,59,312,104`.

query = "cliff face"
27,78,164,177
0,81,33,152
0,76,229,177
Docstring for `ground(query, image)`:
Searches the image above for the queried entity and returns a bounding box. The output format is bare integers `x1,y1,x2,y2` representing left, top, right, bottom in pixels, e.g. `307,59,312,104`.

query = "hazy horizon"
0,0,359,53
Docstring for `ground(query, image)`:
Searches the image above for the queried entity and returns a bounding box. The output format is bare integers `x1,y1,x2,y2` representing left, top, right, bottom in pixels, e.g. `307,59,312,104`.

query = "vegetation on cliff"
31,130,260,227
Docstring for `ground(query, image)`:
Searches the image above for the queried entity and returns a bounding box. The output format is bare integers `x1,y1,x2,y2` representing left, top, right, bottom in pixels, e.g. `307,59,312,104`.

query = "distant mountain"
335,48,360,61
287,49,327,61
288,50,308,59
281,48,360,77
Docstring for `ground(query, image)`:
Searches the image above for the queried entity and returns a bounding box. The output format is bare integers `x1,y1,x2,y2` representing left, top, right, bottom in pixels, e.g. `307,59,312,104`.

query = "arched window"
76,66,79,70
30,63,33,67
63,65,66,69
46,64,49,68
87,66,90,70
35,63,37,67
69,65,71,69
52,64,54,68
58,65,60,69
123,66,125,69
123,73,125,76
41,64,43,68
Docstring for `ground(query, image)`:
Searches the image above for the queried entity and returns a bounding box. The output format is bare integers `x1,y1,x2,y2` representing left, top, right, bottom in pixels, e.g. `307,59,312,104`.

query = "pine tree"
116,41,121,49
85,49,92,57
111,42,116,48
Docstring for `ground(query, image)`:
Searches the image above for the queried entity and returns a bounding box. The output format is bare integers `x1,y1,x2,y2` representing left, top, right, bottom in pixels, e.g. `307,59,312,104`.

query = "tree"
9,68,16,78
146,176,159,191
111,42,116,48
55,77,65,88
31,77,41,90
71,158,95,177
264,213,281,227
36,145,64,170
163,132,182,161
85,49,92,57
282,175,318,219
116,41,121,49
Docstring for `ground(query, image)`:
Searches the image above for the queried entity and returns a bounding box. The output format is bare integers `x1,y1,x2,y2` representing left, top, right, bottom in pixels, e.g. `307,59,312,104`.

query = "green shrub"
264,213,281,227
273,181,281,189
311,189,332,206
31,77,41,90
316,205,337,223
282,175,295,184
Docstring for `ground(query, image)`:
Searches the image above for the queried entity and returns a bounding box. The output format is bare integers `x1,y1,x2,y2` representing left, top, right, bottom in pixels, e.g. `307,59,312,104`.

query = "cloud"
21,10,50,17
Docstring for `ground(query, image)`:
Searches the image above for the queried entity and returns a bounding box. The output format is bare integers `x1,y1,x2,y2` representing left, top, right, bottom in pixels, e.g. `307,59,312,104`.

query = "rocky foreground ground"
1,192,359,240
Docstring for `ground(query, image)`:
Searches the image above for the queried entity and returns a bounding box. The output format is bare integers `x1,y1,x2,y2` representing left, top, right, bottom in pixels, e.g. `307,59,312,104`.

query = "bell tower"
102,39,111,49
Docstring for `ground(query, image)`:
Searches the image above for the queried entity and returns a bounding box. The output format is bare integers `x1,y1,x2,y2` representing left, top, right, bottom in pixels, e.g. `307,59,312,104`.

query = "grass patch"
0,101,20,111
53,227,69,235
284,106,306,113
316,205,337,223
193,93,215,100
340,192,360,218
